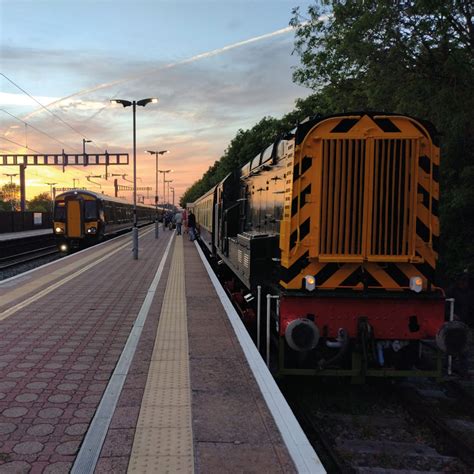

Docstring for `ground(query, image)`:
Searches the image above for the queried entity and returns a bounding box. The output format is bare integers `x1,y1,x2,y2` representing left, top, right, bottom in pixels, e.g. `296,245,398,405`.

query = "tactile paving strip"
128,237,194,473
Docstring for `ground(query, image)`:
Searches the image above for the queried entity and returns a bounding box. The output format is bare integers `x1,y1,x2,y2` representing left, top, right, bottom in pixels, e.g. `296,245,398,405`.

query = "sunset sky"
1,0,313,205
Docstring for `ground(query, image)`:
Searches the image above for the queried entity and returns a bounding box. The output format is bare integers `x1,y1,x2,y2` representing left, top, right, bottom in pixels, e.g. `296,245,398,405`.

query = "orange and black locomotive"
189,112,466,380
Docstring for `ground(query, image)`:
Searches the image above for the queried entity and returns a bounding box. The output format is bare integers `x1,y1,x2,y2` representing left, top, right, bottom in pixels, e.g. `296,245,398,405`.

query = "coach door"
66,198,83,238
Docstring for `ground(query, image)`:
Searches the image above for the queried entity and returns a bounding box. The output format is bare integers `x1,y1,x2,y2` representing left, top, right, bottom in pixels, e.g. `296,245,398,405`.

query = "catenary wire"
0,136,42,154
1,72,94,143
0,109,76,151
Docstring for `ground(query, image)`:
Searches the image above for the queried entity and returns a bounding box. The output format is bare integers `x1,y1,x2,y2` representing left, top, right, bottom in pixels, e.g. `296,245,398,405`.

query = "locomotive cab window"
84,201,98,220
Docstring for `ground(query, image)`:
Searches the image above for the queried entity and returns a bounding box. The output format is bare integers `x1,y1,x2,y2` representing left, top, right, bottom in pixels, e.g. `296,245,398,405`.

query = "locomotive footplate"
277,293,446,382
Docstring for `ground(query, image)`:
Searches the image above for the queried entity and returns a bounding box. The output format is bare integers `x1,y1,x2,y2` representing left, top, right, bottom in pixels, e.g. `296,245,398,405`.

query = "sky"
0,0,314,205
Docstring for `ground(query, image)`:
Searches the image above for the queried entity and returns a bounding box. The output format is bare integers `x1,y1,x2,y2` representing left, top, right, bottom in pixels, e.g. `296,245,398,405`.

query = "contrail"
24,25,297,120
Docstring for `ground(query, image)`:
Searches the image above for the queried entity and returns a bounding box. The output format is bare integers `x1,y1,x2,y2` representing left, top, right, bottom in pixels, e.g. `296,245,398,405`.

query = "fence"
0,212,52,233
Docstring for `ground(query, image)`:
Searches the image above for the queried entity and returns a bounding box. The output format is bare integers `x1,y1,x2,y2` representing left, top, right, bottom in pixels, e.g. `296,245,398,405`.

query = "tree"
0,183,20,211
180,117,286,206
290,0,474,279
28,192,52,212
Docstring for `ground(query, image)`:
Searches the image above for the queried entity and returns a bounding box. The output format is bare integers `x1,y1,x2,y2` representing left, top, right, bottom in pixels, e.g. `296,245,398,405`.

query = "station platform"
0,229,53,242
0,227,324,473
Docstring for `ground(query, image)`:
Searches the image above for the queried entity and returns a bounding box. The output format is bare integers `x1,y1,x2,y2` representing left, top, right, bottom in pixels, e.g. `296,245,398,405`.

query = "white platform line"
0,225,154,286
194,241,326,474
71,232,175,474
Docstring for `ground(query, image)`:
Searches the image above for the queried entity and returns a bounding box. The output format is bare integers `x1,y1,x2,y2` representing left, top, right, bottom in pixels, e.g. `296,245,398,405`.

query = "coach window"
261,144,273,165
84,201,98,220
276,140,286,162
241,163,251,178
250,154,261,171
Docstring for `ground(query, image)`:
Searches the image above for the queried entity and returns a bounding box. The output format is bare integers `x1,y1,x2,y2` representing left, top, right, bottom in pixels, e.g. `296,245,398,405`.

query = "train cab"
53,191,105,251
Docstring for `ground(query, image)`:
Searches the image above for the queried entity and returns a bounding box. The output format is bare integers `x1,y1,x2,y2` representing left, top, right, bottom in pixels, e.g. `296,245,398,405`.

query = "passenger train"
53,190,159,251
189,112,467,380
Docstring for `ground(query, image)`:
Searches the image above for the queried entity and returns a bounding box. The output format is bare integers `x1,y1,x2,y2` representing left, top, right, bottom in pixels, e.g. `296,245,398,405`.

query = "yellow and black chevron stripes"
279,113,441,292
281,260,435,291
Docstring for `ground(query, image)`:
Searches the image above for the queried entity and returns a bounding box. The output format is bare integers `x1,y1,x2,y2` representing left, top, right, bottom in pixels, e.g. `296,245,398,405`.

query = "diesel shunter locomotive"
190,112,467,380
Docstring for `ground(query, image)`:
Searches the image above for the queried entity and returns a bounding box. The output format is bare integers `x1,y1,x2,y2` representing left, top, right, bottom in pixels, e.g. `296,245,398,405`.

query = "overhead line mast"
0,152,129,211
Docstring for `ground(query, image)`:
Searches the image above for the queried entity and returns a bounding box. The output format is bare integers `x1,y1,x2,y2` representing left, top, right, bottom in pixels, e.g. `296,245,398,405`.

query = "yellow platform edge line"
128,237,194,474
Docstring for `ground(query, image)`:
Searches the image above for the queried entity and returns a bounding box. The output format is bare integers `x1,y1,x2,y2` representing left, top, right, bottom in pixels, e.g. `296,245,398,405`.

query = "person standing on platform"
188,211,196,241
174,210,183,236
183,208,188,234
164,211,171,230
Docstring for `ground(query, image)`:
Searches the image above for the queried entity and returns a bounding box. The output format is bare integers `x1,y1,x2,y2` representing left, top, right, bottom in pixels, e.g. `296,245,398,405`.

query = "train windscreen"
54,202,66,221
84,201,98,220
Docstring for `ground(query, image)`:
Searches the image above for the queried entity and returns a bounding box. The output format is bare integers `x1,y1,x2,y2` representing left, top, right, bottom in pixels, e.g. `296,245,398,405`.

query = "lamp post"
45,182,57,213
170,186,175,207
82,138,91,156
146,150,169,238
110,98,158,259
165,179,173,209
158,169,172,209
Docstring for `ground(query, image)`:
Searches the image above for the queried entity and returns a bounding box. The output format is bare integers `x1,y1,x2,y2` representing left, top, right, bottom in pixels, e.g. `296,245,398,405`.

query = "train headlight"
55,226,64,234
304,275,316,291
86,227,97,234
409,276,423,293
59,244,68,252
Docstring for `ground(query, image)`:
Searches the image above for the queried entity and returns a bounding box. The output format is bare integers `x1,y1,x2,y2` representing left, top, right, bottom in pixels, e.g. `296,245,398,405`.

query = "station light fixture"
146,149,170,239
109,97,158,259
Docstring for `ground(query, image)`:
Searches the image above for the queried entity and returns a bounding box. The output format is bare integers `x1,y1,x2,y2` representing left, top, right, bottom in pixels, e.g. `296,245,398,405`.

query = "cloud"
0,92,60,107
1,25,311,203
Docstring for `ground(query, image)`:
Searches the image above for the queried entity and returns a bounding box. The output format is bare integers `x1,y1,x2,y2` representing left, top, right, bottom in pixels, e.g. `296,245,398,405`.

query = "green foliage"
179,97,338,208
181,0,473,279
27,192,52,212
0,200,11,211
0,183,20,211
181,117,285,206
290,0,474,279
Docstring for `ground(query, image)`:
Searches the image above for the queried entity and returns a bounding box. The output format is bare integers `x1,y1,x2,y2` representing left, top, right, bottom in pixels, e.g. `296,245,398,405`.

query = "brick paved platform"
0,227,323,473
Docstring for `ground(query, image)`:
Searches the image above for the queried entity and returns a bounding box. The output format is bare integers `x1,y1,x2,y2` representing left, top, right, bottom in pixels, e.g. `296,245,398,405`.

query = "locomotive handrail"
257,285,261,352
266,294,279,367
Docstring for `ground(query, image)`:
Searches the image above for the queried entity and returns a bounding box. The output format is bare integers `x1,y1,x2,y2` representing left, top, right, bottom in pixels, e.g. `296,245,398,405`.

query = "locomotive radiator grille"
319,138,418,261
370,139,418,258
280,114,439,291
320,139,366,257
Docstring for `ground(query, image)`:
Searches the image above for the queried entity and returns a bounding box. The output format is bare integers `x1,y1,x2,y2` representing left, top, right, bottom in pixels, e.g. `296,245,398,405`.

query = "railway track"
0,233,55,256
0,245,59,270
204,240,474,472
281,378,472,473
397,380,474,468
0,234,60,279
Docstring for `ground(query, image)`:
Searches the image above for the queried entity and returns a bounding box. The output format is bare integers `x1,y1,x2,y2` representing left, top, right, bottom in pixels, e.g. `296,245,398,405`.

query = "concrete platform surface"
0,227,322,473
